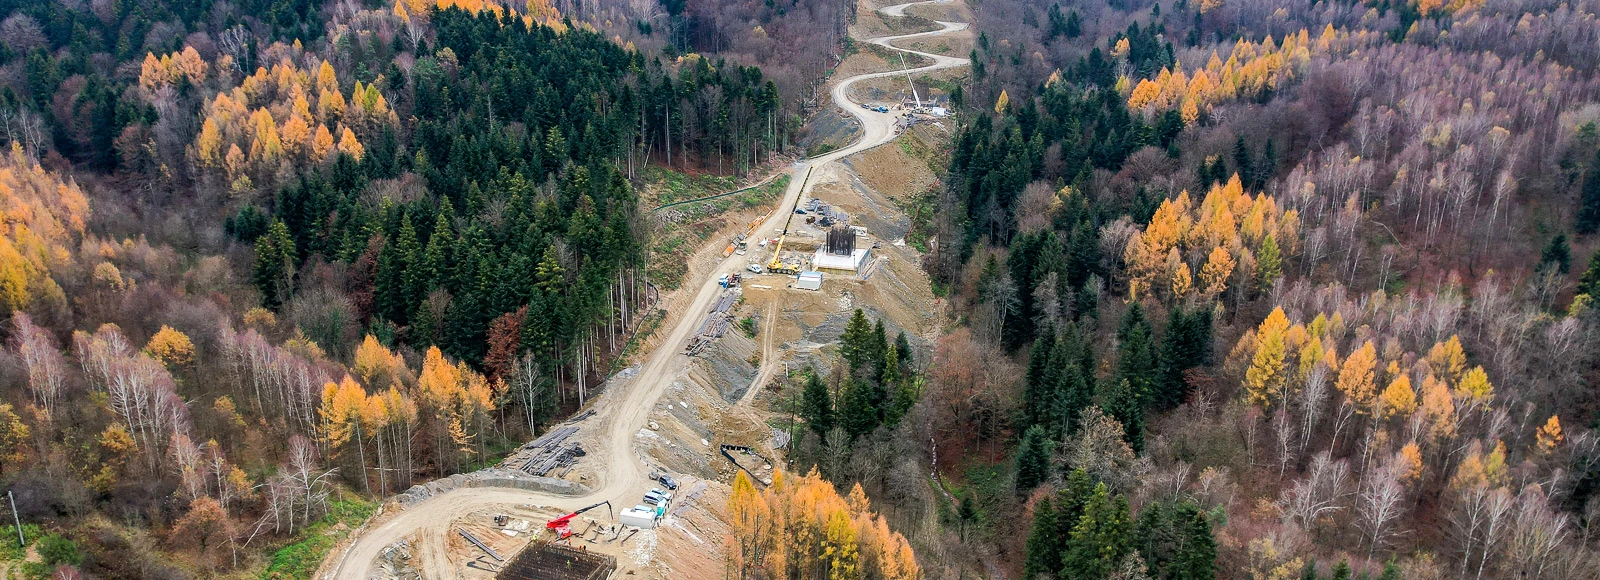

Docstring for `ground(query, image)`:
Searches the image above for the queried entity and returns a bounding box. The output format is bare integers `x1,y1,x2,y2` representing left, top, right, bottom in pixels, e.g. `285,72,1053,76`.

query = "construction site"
319,1,965,578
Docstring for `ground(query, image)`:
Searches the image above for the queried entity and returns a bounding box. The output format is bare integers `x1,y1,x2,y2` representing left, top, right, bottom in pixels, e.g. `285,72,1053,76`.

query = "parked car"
656,474,679,490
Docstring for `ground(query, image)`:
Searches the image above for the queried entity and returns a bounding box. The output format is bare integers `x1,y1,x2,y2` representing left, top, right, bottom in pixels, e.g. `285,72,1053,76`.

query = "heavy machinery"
765,234,802,275
545,501,612,539
765,170,811,276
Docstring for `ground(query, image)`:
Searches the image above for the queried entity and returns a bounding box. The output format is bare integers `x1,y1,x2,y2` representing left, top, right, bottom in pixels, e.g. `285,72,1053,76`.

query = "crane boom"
766,169,810,275
900,54,922,109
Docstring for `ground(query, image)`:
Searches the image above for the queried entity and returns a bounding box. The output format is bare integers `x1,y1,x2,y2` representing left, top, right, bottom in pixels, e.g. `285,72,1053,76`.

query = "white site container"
619,507,657,529
796,271,823,290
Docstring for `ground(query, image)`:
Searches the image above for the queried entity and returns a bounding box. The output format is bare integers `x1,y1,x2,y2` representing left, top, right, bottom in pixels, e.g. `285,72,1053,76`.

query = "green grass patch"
641,166,740,206
0,523,42,563
261,498,377,580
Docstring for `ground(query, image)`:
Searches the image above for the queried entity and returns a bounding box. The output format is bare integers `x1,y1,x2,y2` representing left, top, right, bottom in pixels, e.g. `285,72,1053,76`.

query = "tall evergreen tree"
1025,332,1058,429
1115,303,1158,409
1578,148,1600,234
253,220,298,310
1025,496,1061,579
840,309,873,373
1025,468,1097,578
1232,137,1254,190
1062,483,1133,579
1540,234,1572,274
895,330,914,369
800,370,833,438
1256,234,1283,292
1134,501,1217,580
838,376,879,438
1155,307,1212,410
1578,248,1600,297
1016,425,1053,493
870,319,890,385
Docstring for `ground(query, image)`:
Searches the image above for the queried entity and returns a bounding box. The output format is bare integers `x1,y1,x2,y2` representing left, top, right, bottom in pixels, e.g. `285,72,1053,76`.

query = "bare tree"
9,313,65,415
1358,453,1410,561
1298,363,1330,457
1452,481,1515,580
1504,484,1569,580
1280,451,1351,532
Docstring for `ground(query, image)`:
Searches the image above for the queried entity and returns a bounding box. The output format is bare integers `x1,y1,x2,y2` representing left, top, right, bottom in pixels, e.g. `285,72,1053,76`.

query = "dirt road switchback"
323,3,966,578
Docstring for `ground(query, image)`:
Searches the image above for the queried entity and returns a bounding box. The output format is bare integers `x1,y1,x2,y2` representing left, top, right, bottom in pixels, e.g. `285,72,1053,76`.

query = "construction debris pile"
684,289,740,356
801,198,850,226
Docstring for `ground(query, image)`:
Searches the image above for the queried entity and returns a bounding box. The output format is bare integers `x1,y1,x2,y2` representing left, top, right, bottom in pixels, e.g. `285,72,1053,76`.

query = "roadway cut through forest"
324,3,967,577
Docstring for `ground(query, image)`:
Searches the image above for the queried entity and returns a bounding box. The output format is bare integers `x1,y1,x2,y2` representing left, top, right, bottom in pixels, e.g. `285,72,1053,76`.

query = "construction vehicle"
765,170,812,276
718,272,742,288
545,501,612,539
765,233,802,275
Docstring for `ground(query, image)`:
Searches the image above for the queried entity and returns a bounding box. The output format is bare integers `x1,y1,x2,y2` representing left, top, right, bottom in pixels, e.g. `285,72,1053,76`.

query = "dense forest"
0,0,901,577
800,0,1600,578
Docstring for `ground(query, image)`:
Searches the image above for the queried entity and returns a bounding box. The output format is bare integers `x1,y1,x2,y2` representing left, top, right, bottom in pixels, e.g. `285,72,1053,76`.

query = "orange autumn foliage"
0,144,89,313
1125,26,1378,119
1123,175,1299,300
182,46,398,189
727,469,918,580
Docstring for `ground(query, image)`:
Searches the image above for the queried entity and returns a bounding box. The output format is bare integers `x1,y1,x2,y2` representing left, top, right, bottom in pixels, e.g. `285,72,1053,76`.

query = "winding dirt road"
324,3,966,578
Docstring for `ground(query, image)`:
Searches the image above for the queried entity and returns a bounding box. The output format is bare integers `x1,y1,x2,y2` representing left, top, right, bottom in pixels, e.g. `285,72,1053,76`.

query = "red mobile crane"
545,501,613,539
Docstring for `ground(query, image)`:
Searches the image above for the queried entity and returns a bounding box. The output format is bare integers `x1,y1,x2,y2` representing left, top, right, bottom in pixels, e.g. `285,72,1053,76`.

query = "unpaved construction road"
324,3,966,578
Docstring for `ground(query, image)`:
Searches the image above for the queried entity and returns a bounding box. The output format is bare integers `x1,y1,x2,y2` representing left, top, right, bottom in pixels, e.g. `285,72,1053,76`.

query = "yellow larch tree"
1378,374,1416,419
337,127,365,160
1536,416,1563,454
1244,307,1291,407
145,326,195,370
1171,262,1193,298
1426,336,1467,385
1418,373,1456,444
1455,366,1494,403
1336,341,1378,413
312,123,336,159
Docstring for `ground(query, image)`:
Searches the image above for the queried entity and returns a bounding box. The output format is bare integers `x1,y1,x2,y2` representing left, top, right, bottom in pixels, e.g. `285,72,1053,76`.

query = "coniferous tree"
253,220,298,310
1578,148,1600,234
1578,248,1600,297
1025,332,1058,430
1540,234,1572,274
1062,483,1133,579
1330,560,1352,580
895,331,914,369
838,376,879,438
1016,425,1053,493
1256,234,1283,292
870,319,890,386
1300,560,1319,580
1134,501,1217,580
1156,307,1212,410
840,309,873,373
1115,303,1157,409
800,370,833,438
1025,496,1060,579
1232,137,1254,190
1025,468,1097,578
394,214,423,322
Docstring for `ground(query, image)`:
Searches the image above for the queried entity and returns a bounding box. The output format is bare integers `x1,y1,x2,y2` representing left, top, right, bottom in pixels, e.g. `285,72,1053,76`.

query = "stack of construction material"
518,427,586,477
684,289,740,355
